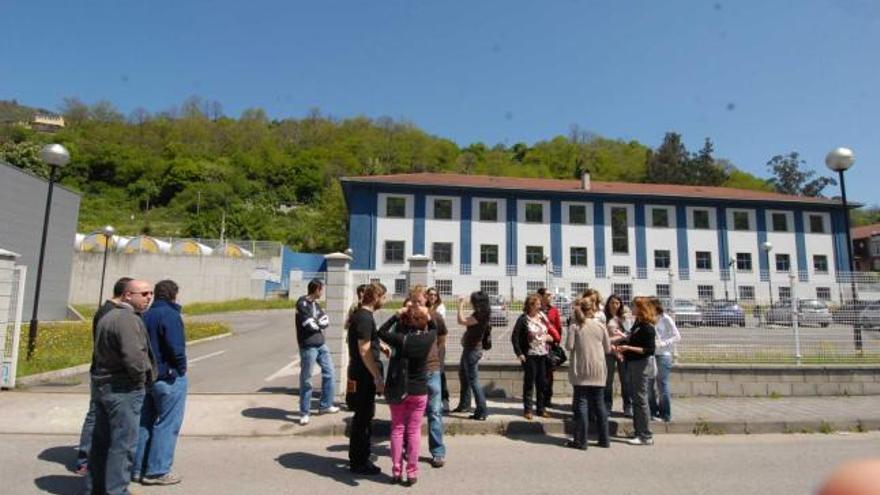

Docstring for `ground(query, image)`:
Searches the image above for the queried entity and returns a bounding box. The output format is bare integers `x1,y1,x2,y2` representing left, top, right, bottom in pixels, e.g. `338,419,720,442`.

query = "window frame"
384,240,406,264
651,208,670,228
771,212,789,232
695,251,713,271
432,242,453,265
478,200,498,222
813,254,828,274
808,214,825,234
775,253,791,272
693,209,711,230
525,245,545,265
433,198,453,220
732,211,750,231
654,249,671,269
524,203,544,223
479,244,499,265
610,206,629,254
570,246,588,267
386,196,407,218
568,204,587,225
736,252,753,272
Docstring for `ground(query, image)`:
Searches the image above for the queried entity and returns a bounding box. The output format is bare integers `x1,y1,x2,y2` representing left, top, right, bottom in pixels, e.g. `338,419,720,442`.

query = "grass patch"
16,320,230,378
182,298,294,315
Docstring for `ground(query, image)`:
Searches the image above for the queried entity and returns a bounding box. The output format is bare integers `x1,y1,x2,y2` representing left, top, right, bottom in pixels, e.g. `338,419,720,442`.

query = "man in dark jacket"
74,277,132,476
295,279,338,425
86,279,157,495
132,280,187,486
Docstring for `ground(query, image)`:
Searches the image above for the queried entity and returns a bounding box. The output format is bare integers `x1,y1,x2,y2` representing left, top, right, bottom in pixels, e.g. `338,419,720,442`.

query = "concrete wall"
69,252,266,305
0,163,80,320
441,363,880,398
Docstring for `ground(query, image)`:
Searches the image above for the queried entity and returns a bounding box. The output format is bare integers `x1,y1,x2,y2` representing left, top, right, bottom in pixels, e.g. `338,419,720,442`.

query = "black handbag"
384,336,409,404
549,344,567,367
481,325,492,351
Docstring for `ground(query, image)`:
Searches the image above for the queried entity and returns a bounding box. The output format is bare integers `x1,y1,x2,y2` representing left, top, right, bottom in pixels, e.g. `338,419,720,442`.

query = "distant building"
852,223,880,272
30,114,65,133
0,162,80,320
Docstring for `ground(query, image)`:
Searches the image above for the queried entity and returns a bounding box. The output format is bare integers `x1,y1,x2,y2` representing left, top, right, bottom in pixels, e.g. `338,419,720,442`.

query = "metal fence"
0,265,26,388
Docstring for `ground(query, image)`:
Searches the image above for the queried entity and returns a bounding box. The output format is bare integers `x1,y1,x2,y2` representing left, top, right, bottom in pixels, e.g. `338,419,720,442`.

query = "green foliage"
766,152,837,197
0,98,775,251
181,298,295,315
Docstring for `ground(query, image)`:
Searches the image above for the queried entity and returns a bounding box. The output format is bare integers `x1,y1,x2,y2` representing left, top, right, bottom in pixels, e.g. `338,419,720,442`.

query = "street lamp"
541,255,551,291
825,147,857,303
97,225,115,309
728,258,737,302
761,241,774,306
27,144,70,360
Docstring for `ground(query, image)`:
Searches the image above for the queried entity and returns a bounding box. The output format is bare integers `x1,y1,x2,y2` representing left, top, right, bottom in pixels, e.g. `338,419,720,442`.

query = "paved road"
7,432,880,494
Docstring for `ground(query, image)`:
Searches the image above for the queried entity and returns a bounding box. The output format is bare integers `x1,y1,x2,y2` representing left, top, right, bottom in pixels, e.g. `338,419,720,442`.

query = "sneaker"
130,473,141,484
524,411,534,420
564,440,586,450
430,457,445,468
299,415,310,425
404,477,418,487
74,465,88,477
141,473,182,486
538,410,550,418
451,405,472,414
320,405,341,414
350,462,381,475
627,437,654,446
469,413,488,421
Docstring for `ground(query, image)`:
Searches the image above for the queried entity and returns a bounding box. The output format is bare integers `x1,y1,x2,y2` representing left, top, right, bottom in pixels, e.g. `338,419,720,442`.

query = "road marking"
265,358,301,382
189,350,226,364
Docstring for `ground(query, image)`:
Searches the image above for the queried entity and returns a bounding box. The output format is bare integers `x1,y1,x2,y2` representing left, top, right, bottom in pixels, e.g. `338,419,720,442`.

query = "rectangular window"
652,208,669,228
435,279,453,296
384,240,405,264
613,265,631,276
813,255,829,273
432,242,452,264
696,251,713,271
478,201,498,222
772,212,789,232
386,197,406,218
733,211,750,231
611,207,629,254
654,250,671,269
433,199,452,220
571,282,589,298
775,254,790,272
394,278,408,296
739,285,755,301
736,252,753,271
612,283,633,304
809,214,825,234
656,284,670,299
525,203,543,223
480,244,499,265
697,285,715,301
779,286,791,302
480,280,499,296
526,246,545,265
570,247,588,267
872,239,880,257
526,281,544,294
693,209,710,229
569,205,587,225
816,287,831,301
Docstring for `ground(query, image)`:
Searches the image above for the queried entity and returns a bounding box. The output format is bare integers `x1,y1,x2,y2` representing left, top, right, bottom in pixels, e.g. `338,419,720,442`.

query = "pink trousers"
389,394,428,479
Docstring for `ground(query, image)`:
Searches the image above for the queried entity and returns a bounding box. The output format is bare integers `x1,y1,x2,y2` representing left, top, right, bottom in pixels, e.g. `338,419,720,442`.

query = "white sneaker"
299,415,310,425
628,437,654,446
320,405,341,414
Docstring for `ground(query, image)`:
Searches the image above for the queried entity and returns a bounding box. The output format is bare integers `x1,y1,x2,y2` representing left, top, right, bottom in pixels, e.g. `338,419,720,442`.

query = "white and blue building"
341,173,853,303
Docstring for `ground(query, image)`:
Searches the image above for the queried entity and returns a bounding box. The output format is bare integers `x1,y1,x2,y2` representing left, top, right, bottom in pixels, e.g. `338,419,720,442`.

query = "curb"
15,332,233,387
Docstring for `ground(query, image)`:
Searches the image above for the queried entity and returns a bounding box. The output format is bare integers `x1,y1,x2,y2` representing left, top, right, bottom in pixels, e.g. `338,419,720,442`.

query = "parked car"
488,294,509,327
667,299,703,327
832,300,878,325
554,294,572,320
702,300,746,327
856,302,880,331
765,299,832,327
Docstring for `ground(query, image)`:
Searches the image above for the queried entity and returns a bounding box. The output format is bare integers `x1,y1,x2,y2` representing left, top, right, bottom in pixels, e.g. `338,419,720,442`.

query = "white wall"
645,204,678,278
802,211,836,299
517,199,551,279
561,201,594,278
425,195,460,277
470,197,508,276
375,193,414,272
764,209,797,299
725,208,759,299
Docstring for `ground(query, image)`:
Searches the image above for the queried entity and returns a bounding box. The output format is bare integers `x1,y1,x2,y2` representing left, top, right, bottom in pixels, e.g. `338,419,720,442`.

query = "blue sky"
1,0,878,204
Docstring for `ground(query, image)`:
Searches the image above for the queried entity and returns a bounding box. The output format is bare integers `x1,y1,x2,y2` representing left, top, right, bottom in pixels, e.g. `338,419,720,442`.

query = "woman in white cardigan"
564,294,611,450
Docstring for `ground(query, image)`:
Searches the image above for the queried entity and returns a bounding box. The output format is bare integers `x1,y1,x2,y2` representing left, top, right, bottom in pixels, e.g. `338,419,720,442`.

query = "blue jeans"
86,381,145,495
299,344,335,415
572,385,608,447
133,375,188,478
648,354,673,421
76,379,99,469
458,348,486,416
425,371,445,458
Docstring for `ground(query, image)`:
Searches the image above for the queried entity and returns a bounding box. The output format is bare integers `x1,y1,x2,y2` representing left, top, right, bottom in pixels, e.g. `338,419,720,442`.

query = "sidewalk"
1,392,878,437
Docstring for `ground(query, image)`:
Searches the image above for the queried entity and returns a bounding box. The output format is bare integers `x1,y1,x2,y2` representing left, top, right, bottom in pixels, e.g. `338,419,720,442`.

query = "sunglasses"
129,291,153,297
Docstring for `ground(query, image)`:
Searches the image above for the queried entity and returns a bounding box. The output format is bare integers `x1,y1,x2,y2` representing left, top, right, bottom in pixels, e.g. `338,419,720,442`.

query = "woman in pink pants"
378,304,437,486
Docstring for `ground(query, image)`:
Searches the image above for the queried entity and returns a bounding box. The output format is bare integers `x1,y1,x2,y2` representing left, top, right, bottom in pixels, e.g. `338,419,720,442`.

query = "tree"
646,132,689,184
766,152,837,197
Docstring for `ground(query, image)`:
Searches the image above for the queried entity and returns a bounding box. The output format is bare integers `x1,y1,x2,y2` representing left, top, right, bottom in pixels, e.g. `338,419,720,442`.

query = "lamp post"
825,147,857,303
26,143,70,360
728,258,737,302
97,225,115,309
761,241,774,306
542,255,551,291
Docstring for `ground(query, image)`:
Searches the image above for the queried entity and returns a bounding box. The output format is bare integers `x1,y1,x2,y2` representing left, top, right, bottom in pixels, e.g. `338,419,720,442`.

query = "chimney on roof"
581,172,591,190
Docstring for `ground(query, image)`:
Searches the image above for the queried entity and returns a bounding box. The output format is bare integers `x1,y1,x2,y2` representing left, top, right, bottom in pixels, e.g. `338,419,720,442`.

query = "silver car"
488,295,509,327
668,299,703,327
856,302,880,331
765,299,832,327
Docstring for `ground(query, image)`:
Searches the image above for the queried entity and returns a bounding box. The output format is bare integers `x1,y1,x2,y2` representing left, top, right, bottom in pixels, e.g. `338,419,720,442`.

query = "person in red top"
537,288,562,409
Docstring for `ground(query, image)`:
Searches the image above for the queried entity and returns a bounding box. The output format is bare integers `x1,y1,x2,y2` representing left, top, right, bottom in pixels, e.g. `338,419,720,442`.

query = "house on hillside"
852,223,880,272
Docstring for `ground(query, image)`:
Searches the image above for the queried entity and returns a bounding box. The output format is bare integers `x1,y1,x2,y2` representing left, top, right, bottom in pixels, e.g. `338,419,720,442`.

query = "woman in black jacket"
616,296,656,446
511,294,558,419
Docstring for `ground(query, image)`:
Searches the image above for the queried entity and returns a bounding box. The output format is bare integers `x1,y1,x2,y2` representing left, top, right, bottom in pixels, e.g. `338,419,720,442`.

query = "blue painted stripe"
716,207,729,280
756,207,768,281
460,194,472,274
347,186,377,270
675,206,689,280
413,192,426,255
551,199,562,277
635,202,647,279
593,200,605,278
793,210,809,282
507,197,518,274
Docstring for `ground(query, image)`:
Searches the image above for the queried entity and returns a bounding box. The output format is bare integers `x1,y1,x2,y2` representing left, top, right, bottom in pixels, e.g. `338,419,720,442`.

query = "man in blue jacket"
296,279,339,425
132,280,187,486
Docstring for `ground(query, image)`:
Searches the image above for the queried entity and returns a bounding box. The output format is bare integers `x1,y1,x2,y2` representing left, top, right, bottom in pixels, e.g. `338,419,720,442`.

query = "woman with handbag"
511,294,559,419
377,305,437,486
565,294,611,449
537,288,563,410
616,296,657,446
603,294,632,416
452,291,492,421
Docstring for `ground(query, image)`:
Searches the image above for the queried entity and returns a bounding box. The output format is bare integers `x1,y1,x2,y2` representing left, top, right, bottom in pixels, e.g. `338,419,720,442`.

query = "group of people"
76,277,188,494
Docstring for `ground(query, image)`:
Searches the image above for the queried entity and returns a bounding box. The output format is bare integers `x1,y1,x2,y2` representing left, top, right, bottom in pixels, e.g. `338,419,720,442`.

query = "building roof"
852,223,880,240
342,172,843,206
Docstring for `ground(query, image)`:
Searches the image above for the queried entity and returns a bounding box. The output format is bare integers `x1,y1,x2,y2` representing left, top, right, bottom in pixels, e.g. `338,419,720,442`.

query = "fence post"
667,268,676,314
789,270,802,365
407,255,431,290
324,252,353,398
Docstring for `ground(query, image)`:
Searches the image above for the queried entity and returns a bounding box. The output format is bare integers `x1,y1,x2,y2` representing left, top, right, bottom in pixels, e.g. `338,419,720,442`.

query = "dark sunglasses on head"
128,291,153,297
